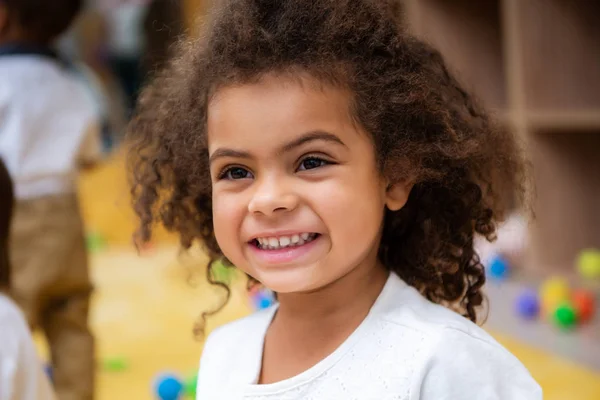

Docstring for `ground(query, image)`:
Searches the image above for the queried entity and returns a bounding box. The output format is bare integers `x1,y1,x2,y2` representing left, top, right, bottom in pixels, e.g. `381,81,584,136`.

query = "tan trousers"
10,193,95,400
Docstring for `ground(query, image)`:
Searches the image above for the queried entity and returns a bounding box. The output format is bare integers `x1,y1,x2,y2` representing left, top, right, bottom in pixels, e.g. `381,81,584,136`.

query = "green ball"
211,260,235,284
183,372,198,397
102,357,128,372
86,231,106,253
553,303,577,329
577,250,600,279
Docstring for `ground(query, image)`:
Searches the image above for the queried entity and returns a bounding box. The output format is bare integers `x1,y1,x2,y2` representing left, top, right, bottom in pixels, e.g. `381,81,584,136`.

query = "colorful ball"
102,357,128,372
540,277,570,315
155,374,183,400
211,260,236,285
553,302,577,330
576,250,600,280
85,231,106,253
183,371,198,397
252,289,275,310
515,290,540,320
572,289,596,323
488,255,510,280
44,364,53,383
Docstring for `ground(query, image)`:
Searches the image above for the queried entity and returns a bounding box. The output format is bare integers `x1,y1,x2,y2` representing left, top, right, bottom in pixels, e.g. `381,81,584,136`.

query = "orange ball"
572,290,596,323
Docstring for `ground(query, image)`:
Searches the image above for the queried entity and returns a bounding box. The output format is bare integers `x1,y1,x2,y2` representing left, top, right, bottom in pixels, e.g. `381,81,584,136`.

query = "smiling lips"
252,233,319,250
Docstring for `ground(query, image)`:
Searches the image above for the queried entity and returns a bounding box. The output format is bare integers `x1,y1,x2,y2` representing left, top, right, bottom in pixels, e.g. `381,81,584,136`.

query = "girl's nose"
248,178,299,217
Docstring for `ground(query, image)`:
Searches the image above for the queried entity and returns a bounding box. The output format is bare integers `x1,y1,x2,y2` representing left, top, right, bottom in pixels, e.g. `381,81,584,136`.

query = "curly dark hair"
127,0,528,326
0,158,14,292
1,0,82,43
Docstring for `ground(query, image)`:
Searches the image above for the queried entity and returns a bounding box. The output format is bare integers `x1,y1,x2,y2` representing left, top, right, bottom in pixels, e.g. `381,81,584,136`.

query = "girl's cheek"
213,194,246,239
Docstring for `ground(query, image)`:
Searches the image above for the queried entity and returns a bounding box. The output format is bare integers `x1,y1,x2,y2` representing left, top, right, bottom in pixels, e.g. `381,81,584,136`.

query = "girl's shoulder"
204,303,277,349
376,275,541,398
379,274,518,364
196,305,277,391
378,273,492,339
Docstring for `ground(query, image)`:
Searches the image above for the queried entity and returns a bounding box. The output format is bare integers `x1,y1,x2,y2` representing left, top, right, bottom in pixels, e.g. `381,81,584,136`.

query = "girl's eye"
298,156,330,171
220,167,253,180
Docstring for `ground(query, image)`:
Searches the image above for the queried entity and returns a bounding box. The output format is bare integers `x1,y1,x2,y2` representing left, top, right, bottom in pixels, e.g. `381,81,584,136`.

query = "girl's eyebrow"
280,130,346,153
209,148,252,166
209,130,346,166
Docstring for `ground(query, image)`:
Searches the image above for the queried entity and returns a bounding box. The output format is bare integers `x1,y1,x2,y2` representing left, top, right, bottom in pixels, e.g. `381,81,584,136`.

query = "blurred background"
5,0,599,399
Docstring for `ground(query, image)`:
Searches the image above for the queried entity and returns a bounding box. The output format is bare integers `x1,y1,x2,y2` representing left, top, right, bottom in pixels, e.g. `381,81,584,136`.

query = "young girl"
128,0,541,398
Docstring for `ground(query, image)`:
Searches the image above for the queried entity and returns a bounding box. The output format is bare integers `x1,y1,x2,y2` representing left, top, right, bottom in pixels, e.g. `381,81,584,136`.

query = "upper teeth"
256,233,316,249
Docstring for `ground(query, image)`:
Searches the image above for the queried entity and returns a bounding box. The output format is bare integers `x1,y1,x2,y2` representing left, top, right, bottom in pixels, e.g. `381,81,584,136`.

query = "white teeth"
255,233,317,250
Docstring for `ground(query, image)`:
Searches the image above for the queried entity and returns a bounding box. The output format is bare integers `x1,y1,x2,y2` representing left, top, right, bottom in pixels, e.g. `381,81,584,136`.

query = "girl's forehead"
206,76,358,150
209,73,349,109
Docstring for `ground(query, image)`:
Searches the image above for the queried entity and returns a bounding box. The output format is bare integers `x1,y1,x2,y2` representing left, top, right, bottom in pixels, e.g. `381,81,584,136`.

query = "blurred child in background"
0,159,56,400
63,8,129,150
0,0,101,398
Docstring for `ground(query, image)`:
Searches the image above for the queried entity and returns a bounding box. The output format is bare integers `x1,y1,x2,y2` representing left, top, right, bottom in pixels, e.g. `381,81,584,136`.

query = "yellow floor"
37,152,597,399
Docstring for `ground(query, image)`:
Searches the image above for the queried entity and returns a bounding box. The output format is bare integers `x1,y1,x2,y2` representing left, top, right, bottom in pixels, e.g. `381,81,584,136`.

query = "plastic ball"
488,255,510,280
572,289,596,323
576,250,600,280
251,289,275,310
102,357,128,372
211,260,236,285
44,364,53,383
183,371,198,397
553,302,577,330
540,277,570,315
515,290,540,320
85,231,106,253
155,374,183,400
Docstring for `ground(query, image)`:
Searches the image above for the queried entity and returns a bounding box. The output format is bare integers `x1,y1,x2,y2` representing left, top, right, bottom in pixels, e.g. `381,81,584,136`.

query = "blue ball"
488,255,510,280
258,294,274,309
252,290,275,310
515,290,540,320
155,374,183,400
44,364,53,383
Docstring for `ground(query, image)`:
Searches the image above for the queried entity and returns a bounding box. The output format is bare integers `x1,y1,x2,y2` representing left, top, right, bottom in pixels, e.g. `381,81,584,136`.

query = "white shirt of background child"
196,273,542,400
0,294,56,400
0,56,101,200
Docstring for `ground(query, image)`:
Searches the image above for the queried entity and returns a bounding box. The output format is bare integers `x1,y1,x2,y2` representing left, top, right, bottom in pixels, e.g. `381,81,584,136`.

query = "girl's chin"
250,266,327,294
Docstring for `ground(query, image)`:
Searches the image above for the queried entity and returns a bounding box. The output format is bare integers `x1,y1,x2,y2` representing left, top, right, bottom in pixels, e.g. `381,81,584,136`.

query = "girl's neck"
274,259,389,328
258,260,389,384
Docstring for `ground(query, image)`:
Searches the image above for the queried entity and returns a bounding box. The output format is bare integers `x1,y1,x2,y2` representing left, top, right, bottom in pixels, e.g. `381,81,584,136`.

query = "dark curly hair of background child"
127,1,538,397
0,0,81,44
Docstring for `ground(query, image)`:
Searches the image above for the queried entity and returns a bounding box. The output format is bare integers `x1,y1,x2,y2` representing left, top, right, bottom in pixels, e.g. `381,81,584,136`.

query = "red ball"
572,290,596,323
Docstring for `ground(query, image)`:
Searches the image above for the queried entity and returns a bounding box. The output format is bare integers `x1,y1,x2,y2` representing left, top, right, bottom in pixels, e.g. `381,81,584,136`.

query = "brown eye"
220,167,253,180
298,157,329,171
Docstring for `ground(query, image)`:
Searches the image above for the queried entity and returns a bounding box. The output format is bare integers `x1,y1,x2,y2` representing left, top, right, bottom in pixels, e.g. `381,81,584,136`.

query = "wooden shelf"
527,110,600,131
518,0,600,110
527,131,600,272
401,0,600,275
412,0,507,110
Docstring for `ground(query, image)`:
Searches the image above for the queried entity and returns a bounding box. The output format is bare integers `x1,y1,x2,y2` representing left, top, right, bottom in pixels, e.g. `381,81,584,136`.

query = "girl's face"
208,75,409,293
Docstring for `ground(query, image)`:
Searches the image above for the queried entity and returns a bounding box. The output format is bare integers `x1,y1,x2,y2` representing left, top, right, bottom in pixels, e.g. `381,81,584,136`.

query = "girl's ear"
384,181,413,211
